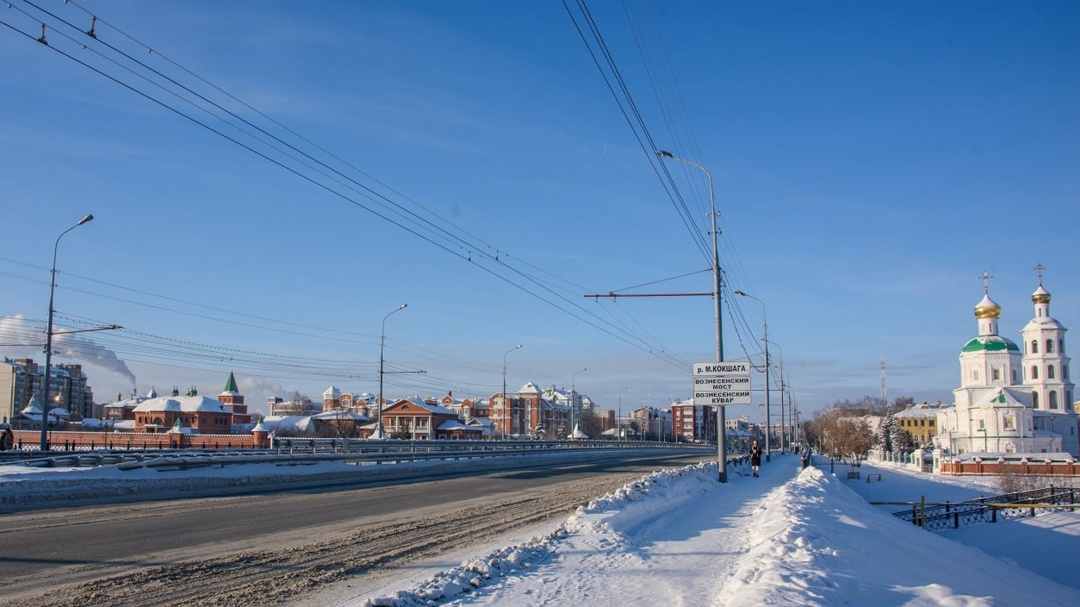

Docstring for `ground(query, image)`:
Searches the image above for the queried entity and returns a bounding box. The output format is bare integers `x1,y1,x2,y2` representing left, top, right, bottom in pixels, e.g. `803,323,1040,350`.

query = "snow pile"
717,465,1078,607
358,462,721,607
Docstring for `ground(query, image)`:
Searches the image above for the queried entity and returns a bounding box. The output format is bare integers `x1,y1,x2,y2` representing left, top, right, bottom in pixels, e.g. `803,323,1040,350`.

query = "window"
1003,415,1015,430
1012,370,1018,383
1033,392,1040,408
1048,365,1055,379
1049,391,1059,410
992,368,1000,381
1047,339,1054,353
1031,340,1039,354
1032,366,1039,380
973,369,980,381
929,420,935,427
1060,339,1065,354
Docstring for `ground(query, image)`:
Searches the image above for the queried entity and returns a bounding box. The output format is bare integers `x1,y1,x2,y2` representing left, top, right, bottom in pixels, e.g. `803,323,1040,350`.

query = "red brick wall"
9,429,257,451
939,459,1080,476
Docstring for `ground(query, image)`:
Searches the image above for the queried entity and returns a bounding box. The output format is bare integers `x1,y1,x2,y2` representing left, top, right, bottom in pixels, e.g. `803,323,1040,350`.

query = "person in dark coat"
750,439,762,477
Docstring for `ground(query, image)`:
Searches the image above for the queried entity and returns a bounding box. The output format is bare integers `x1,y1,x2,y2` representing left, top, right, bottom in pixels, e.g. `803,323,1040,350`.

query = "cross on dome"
980,270,993,294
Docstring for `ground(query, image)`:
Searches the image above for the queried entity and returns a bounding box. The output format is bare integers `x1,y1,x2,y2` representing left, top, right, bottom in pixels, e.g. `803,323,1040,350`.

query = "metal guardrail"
888,486,1080,531
1,439,712,471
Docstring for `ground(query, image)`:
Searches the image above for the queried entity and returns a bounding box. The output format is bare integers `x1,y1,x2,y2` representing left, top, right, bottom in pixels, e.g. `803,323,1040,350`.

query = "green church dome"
962,336,1020,353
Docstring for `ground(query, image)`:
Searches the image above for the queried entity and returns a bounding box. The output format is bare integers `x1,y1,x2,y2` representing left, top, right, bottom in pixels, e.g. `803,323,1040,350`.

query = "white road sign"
692,361,752,405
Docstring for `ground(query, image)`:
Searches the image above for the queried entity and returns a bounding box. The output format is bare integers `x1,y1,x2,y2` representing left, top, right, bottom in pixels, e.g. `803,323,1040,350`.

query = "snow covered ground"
332,454,1080,607
2,453,1078,606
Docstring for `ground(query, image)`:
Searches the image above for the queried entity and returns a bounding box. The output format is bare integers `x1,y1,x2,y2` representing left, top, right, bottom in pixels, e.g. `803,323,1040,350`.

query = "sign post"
693,362,752,481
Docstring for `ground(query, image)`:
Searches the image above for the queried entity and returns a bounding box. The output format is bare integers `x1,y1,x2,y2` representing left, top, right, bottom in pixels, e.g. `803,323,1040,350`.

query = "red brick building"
671,400,716,443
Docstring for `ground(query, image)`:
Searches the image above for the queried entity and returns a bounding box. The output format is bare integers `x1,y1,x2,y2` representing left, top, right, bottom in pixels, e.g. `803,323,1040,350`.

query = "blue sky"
1,0,1077,420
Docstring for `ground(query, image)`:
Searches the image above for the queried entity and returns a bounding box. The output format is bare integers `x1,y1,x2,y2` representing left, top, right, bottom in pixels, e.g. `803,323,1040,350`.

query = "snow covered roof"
133,395,233,414
389,398,458,416
312,410,368,421
261,415,316,434
894,403,944,419
518,381,542,394
323,385,341,398
437,420,481,432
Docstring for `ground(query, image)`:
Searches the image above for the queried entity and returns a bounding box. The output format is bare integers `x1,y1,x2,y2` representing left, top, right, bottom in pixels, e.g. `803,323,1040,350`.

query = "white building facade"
936,275,1077,456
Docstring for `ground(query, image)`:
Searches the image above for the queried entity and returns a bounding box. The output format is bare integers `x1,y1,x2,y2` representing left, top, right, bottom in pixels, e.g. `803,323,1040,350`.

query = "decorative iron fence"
890,486,1080,531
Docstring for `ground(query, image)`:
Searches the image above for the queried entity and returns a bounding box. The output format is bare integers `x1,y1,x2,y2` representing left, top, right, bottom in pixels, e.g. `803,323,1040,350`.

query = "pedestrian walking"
750,439,762,477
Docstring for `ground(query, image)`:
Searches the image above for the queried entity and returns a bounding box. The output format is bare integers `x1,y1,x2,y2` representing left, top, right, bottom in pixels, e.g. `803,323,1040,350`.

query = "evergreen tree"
877,413,895,454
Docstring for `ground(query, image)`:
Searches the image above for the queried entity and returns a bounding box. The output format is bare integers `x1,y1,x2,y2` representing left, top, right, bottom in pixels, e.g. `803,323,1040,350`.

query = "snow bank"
357,462,719,607
718,465,1078,607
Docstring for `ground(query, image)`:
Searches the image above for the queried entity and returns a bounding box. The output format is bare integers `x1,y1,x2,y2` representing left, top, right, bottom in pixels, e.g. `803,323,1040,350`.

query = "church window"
1011,370,1017,383
1049,391,1058,410
1004,415,1015,430
929,419,935,427
1033,392,1040,408
992,369,1000,381
1048,365,1055,379
1031,366,1039,379
1046,339,1054,353
973,369,980,382
1031,340,1038,354
1060,339,1065,353
1064,366,1069,379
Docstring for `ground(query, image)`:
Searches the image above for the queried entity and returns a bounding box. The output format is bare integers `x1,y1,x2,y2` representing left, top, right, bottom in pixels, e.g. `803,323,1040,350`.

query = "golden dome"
974,294,1002,319
1032,285,1051,304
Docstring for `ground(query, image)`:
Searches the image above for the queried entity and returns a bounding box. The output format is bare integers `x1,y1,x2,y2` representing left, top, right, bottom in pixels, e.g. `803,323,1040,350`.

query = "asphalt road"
0,449,710,606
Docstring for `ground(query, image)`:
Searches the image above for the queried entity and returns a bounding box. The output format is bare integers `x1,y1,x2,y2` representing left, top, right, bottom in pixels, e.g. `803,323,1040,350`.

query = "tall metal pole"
656,150,725,482
618,384,631,441
570,367,587,438
503,344,522,437
767,339,785,453
734,290,770,462
40,214,93,451
375,303,407,439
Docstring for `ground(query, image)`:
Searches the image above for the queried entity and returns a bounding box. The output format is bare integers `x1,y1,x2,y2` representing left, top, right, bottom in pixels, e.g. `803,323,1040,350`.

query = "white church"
936,270,1077,457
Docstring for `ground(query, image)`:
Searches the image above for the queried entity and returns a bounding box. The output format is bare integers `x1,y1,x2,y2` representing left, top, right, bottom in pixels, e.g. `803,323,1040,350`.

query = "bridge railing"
2,439,712,471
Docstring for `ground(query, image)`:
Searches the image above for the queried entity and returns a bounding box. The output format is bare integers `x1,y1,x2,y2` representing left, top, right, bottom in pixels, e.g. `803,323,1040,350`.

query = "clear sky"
1,0,1077,419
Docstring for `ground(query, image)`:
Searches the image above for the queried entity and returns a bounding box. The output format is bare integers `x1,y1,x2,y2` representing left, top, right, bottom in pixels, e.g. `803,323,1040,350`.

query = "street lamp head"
396,303,407,311
734,290,747,296
655,149,674,158
77,214,94,226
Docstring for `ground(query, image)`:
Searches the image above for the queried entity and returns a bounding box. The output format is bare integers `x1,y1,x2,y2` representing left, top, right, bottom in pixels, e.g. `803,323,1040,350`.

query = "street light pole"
570,367,587,438
375,303,407,439
618,384,631,441
657,150,726,482
734,290,770,462
503,344,522,438
766,339,785,453
40,214,93,451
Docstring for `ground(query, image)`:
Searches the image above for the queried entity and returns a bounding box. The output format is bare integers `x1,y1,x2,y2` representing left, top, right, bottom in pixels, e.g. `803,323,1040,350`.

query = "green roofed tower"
218,372,251,426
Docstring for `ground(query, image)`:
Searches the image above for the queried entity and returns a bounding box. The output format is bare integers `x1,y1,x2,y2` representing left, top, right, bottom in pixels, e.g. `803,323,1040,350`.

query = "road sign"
692,361,752,405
